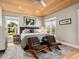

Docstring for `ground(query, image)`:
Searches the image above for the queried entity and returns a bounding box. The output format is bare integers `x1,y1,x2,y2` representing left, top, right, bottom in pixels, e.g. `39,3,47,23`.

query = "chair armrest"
51,43,62,45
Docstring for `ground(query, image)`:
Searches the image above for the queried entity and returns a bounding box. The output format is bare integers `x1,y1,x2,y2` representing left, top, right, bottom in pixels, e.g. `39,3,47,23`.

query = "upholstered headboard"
20,27,39,34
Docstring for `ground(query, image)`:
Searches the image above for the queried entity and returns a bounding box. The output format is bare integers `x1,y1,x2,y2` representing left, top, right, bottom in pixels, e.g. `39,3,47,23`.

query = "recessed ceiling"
0,0,79,16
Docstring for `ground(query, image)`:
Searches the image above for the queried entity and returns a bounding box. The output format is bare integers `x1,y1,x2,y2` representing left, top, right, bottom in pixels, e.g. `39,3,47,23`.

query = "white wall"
2,11,43,28
44,3,79,46
0,26,7,50
0,7,7,50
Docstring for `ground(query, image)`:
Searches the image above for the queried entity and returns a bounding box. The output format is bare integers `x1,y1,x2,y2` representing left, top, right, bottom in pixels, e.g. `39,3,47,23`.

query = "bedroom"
0,0,79,59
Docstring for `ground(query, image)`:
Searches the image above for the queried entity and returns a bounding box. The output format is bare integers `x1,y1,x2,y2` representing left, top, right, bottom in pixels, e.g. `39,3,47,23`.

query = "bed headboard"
20,27,39,34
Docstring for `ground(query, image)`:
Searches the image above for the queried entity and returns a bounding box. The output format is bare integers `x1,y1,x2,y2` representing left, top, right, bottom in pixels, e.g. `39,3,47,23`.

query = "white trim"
77,9,79,42
45,17,56,22
57,40,79,49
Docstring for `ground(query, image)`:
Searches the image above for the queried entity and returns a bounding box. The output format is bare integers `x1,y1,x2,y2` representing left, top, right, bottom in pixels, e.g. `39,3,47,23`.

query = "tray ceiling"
0,0,79,16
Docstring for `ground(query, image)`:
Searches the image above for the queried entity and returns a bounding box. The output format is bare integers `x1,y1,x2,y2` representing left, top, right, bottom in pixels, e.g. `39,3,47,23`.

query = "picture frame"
59,18,71,25
24,16,36,26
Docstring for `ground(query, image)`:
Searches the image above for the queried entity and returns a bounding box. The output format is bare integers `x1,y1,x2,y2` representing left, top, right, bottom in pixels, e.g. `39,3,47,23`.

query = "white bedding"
21,33,51,40
21,33,53,49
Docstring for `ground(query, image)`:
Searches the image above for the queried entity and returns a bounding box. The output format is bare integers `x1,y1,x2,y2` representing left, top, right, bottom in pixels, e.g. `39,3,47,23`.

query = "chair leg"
48,46,52,51
30,50,39,59
55,46,61,50
46,43,52,51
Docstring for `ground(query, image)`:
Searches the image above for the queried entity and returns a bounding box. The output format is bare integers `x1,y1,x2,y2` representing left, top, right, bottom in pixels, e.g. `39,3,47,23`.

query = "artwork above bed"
24,16,36,26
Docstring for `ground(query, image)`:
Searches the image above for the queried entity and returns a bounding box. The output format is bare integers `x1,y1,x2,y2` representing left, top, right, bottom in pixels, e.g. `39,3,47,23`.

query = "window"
45,17,56,34
5,16,19,37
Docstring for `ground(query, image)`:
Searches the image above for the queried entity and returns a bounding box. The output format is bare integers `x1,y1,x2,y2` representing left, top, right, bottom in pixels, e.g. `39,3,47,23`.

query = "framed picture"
24,16,36,26
59,18,71,25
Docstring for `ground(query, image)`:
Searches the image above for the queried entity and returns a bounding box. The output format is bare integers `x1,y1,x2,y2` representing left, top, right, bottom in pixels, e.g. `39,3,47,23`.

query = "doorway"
5,16,19,42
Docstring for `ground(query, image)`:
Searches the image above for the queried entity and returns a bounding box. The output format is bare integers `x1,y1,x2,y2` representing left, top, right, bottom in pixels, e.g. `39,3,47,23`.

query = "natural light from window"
45,17,56,34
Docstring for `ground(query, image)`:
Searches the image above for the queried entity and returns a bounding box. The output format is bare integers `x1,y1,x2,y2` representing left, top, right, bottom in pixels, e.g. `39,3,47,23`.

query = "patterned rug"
0,43,74,59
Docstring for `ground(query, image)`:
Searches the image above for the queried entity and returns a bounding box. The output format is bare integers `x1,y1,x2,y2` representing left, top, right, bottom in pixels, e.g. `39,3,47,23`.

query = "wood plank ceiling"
0,0,79,16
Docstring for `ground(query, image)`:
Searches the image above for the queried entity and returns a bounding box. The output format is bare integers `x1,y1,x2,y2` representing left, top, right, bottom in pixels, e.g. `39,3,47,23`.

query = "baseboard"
57,40,79,49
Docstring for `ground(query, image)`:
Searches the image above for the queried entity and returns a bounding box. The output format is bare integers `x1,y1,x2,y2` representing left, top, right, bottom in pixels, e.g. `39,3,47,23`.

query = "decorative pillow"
22,29,30,33
30,29,34,33
34,29,41,33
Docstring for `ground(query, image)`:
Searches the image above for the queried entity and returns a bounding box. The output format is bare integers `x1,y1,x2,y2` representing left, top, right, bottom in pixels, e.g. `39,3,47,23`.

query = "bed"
20,27,53,49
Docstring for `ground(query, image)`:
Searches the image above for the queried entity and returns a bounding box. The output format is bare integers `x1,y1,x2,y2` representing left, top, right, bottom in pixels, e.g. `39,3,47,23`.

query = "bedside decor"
59,18,71,25
24,16,36,26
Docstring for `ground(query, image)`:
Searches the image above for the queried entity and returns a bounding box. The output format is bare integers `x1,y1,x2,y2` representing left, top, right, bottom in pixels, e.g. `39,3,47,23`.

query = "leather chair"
27,37,47,59
42,35,61,51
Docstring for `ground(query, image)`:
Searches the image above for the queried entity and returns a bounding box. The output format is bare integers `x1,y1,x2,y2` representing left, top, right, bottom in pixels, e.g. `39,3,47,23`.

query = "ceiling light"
18,6,22,9
36,10,40,13
40,0,46,7
36,10,41,16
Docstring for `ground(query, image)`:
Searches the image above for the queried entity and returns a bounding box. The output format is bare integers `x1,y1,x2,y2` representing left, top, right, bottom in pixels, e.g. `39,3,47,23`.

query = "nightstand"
13,35,21,44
